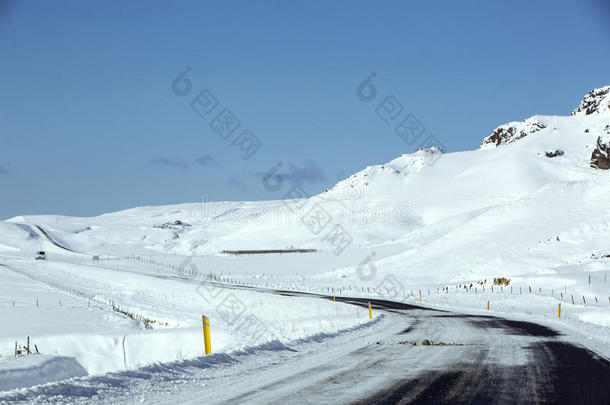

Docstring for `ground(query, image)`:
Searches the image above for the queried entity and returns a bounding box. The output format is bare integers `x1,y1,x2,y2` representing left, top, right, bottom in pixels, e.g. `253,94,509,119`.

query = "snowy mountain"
2,86,610,266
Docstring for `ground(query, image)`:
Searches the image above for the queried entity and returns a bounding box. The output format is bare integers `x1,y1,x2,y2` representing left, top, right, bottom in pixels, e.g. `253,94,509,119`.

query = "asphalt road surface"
201,292,610,404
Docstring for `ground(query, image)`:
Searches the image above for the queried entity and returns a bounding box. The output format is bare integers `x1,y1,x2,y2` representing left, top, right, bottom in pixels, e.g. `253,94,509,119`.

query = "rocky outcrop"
416,145,444,154
590,136,610,170
545,150,564,158
572,86,610,116
479,118,547,149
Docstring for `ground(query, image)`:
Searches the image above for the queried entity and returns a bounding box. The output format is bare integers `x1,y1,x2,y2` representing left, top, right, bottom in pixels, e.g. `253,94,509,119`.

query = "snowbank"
0,355,87,391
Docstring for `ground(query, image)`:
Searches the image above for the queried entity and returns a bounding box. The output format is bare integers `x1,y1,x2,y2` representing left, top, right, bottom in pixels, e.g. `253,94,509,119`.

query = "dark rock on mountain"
480,118,547,149
590,136,610,170
545,150,564,158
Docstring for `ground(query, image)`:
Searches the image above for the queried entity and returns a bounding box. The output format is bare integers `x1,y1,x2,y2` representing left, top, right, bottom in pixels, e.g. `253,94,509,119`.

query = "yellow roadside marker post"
558,303,561,318
486,301,490,311
202,315,212,355
333,296,335,302
368,302,373,319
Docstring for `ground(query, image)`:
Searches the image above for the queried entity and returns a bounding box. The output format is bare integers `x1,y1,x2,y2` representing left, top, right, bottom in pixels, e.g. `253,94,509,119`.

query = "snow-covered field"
0,258,370,391
1,86,610,396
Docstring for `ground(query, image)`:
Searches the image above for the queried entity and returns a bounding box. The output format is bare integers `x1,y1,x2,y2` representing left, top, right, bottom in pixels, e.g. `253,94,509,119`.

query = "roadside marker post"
486,301,490,311
333,296,335,302
202,315,212,355
368,302,373,319
558,303,561,318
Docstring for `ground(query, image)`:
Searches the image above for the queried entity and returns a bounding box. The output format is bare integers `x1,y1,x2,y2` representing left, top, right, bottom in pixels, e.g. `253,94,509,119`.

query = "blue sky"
1,0,609,219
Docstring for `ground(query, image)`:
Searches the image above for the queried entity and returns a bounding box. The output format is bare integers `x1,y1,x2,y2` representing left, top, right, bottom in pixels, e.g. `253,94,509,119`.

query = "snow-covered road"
3,287,609,404
181,294,610,404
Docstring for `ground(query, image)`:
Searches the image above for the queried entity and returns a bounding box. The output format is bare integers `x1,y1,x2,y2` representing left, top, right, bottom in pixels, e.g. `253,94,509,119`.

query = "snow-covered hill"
2,86,610,279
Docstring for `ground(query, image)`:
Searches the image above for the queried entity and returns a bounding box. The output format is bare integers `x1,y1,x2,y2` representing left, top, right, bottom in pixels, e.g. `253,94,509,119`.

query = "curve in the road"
188,284,610,404
3,262,608,405
34,225,80,253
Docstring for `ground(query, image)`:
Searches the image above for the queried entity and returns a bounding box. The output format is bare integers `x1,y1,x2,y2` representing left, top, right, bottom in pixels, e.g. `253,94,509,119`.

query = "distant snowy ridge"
479,117,547,149
323,150,433,199
480,85,610,150
572,85,610,116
